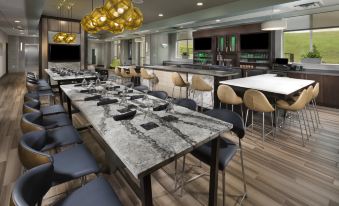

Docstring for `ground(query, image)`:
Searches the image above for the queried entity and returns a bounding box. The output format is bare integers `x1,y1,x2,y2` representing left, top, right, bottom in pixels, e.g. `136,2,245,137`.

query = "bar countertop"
144,65,240,77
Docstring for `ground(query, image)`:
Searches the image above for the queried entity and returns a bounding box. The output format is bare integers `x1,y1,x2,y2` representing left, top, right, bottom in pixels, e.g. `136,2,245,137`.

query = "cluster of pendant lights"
53,2,77,44
81,0,143,34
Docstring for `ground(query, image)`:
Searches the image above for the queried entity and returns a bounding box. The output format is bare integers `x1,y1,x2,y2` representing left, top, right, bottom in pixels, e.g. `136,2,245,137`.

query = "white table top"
45,69,96,81
220,74,315,96
61,84,231,178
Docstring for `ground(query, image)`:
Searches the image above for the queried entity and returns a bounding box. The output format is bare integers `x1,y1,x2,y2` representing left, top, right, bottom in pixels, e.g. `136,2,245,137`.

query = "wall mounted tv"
240,33,269,50
194,37,212,50
48,44,80,62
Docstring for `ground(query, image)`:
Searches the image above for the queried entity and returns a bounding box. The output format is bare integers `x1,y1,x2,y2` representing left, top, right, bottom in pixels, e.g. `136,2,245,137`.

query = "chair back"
115,67,121,76
11,163,53,206
243,89,274,113
23,100,41,114
26,81,39,92
313,82,319,99
306,85,314,103
18,131,52,169
21,112,44,134
217,85,242,105
148,91,168,100
121,69,131,78
130,68,139,77
191,75,212,91
288,89,308,111
173,99,197,111
171,72,187,87
204,109,245,139
24,92,39,102
140,68,153,79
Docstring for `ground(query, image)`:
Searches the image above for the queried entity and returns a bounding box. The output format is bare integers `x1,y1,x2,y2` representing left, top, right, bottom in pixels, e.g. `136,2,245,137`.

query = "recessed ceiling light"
216,19,220,22
14,20,21,23
158,13,163,17
197,2,203,6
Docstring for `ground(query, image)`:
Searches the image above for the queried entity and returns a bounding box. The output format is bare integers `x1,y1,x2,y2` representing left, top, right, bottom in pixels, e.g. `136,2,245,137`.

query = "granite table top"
61,84,232,178
45,69,97,81
144,65,240,77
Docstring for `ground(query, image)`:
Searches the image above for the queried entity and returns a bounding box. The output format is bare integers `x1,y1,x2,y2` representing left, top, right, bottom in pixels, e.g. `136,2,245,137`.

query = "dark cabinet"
287,72,339,108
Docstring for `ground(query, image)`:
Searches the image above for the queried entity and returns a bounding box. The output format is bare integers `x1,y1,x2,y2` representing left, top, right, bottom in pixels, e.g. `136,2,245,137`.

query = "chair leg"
311,101,319,129
239,140,248,200
313,99,321,125
172,86,175,99
231,104,234,112
303,108,312,136
240,105,244,120
222,170,226,206
301,109,310,140
308,104,316,132
262,112,265,145
271,112,275,139
297,111,305,147
245,109,249,129
251,110,254,132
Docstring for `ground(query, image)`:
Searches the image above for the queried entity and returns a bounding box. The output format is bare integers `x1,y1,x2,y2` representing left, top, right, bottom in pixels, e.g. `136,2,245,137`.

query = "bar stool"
171,72,190,99
120,69,133,84
11,163,122,206
191,75,213,111
140,68,155,91
114,67,122,83
243,89,275,145
276,89,309,146
312,83,321,125
217,85,243,118
130,68,141,85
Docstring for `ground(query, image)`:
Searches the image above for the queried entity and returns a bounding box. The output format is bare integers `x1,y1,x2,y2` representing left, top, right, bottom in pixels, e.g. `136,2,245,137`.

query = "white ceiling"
42,0,238,23
0,0,46,36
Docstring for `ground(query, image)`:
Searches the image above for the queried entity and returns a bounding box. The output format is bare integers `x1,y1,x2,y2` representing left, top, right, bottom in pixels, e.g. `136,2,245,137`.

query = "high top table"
44,69,97,105
219,74,315,97
60,83,232,206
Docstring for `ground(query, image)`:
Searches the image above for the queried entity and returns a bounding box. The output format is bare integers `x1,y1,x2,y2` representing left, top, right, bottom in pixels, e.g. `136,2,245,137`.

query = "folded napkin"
130,95,145,100
161,115,178,122
97,98,118,106
113,110,136,121
80,89,90,93
153,103,169,111
74,83,84,87
113,86,120,90
140,122,159,131
127,89,133,93
84,95,101,101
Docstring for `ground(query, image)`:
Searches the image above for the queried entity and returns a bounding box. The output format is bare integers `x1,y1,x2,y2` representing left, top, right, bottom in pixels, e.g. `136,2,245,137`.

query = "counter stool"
140,68,155,91
171,72,190,99
191,75,213,111
11,163,122,206
312,83,321,125
114,67,122,83
243,89,275,145
130,68,141,85
277,89,309,146
217,85,243,118
120,69,133,84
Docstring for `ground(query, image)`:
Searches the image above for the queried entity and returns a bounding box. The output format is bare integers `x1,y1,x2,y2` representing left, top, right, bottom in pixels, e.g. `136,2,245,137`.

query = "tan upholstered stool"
171,72,190,99
217,85,243,118
140,68,155,91
191,75,213,111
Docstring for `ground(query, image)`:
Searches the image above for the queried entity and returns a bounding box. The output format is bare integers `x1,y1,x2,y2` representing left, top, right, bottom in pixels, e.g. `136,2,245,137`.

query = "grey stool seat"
134,85,149,92
148,91,168,100
55,176,122,206
27,127,82,152
19,133,100,185
173,98,197,111
191,138,237,170
24,99,65,115
52,145,100,184
11,163,122,206
22,112,71,131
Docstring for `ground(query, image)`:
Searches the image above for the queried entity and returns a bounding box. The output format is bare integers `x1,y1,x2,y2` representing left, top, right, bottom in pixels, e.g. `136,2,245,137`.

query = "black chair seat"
24,92,39,101
52,145,100,184
38,85,52,91
43,113,72,129
38,79,49,87
173,98,197,111
134,85,149,92
191,138,237,170
42,126,82,151
55,176,122,206
41,104,65,115
148,91,168,100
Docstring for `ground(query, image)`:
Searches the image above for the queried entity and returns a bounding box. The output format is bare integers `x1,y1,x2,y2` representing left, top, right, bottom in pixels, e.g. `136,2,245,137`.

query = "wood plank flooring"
0,73,338,206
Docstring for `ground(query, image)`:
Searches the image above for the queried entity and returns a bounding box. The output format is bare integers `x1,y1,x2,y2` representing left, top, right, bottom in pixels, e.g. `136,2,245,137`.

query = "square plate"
140,122,159,131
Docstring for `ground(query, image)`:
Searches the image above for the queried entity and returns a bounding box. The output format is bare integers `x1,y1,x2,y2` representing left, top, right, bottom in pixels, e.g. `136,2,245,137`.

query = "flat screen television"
48,44,80,62
240,33,269,50
194,37,212,50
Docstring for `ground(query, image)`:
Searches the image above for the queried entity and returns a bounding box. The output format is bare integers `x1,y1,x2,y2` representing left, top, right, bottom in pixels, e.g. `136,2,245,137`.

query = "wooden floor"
1,73,339,206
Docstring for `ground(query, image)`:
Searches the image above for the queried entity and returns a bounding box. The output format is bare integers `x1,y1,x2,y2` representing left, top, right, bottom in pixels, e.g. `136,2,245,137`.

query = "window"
284,28,339,64
113,40,121,59
176,40,193,59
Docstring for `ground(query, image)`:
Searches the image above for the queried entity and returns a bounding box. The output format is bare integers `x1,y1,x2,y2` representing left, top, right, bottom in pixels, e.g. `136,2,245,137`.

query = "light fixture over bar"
261,19,287,31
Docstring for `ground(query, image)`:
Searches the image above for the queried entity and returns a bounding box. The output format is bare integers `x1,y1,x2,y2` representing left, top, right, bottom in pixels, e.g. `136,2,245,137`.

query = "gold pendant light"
81,0,143,34
53,1,77,44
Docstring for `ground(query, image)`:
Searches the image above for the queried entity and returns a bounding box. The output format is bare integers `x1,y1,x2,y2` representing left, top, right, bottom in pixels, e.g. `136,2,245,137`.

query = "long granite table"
60,83,232,206
44,69,97,105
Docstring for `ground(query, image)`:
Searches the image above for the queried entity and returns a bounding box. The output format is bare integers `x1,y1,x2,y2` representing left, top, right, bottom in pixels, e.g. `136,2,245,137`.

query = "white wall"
88,41,105,65
0,30,8,78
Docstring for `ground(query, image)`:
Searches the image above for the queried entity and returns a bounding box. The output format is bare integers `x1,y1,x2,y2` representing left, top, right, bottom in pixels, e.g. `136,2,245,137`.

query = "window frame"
176,39,193,59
